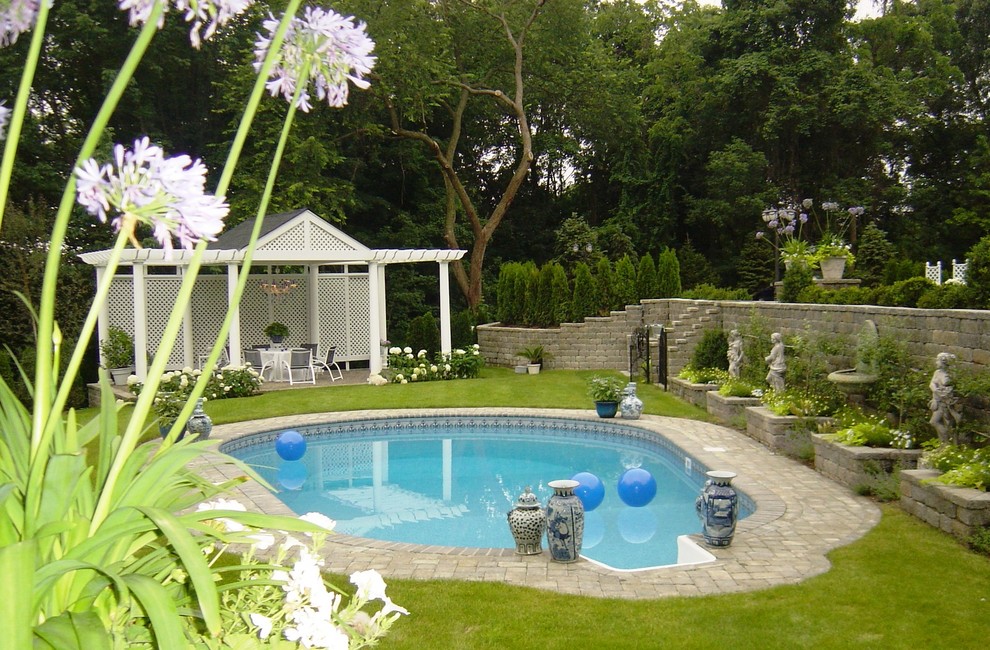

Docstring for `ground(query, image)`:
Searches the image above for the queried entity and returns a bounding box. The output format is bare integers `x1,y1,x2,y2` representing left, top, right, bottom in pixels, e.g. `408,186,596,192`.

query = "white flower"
248,531,275,550
367,373,388,386
1,0,41,47
253,6,375,112
249,612,273,639
403,347,412,354
444,364,451,372
350,569,409,616
196,497,247,532
430,365,438,373
126,374,140,385
299,511,336,532
417,349,427,358
117,0,253,49
388,346,401,355
400,379,407,384
75,137,227,252
406,353,413,360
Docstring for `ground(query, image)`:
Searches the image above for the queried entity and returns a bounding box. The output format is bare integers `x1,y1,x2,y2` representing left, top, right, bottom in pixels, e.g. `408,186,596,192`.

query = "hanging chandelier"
260,279,298,296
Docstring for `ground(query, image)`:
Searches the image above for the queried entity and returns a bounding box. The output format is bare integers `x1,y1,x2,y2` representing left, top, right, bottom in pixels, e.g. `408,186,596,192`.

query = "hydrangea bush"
384,344,484,383
129,364,263,425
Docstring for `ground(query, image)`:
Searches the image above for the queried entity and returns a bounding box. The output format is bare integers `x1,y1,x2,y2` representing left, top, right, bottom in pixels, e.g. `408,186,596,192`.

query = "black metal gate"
629,324,668,389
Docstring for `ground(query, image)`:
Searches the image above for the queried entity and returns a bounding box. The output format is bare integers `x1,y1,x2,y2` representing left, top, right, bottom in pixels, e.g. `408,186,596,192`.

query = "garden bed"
669,377,718,409
812,434,923,492
744,406,830,459
900,469,990,540
706,391,761,428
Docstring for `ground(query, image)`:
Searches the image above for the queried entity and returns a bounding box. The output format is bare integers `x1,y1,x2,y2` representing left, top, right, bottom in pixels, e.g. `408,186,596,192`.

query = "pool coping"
198,408,881,600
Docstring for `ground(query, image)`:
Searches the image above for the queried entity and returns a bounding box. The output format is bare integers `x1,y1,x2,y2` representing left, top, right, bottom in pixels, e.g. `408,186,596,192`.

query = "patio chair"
318,346,343,382
197,345,229,370
287,348,316,385
242,348,273,380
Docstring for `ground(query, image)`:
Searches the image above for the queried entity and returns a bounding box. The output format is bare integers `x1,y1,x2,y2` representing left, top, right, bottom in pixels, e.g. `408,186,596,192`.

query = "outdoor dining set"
240,344,343,385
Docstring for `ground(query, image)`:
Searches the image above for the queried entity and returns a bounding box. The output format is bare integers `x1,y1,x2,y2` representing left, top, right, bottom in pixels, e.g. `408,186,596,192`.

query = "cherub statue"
727,329,744,379
765,332,785,393
929,352,963,445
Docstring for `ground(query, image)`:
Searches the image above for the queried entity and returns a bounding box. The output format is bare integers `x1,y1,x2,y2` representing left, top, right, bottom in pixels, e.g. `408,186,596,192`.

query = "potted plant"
588,375,624,418
517,345,552,375
264,321,290,345
100,325,134,385
814,233,855,280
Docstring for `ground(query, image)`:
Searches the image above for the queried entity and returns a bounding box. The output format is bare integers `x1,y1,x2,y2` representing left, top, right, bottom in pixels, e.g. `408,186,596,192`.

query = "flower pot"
109,367,133,385
514,365,528,374
527,363,541,375
819,256,846,280
594,400,618,418
269,334,284,345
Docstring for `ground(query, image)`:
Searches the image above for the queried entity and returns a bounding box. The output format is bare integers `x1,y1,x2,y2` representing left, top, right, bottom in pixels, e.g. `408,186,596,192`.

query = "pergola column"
227,263,241,365
308,264,320,346
368,261,383,374
439,261,452,355
95,266,109,366
133,262,148,379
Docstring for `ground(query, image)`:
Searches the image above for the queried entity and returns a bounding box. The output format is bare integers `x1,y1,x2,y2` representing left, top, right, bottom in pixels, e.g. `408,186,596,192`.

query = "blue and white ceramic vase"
695,470,738,547
620,382,644,420
546,479,584,563
186,398,213,441
507,487,546,555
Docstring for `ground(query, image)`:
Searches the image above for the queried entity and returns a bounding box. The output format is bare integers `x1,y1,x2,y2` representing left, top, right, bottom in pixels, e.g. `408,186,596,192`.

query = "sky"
694,0,884,21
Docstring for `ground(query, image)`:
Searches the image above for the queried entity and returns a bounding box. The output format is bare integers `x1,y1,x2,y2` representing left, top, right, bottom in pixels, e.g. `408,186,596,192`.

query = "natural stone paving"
200,408,880,600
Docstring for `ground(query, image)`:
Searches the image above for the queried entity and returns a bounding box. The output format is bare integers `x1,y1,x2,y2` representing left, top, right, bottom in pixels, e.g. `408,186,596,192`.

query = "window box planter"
706,392,761,428
669,377,718,409
812,434,923,492
900,469,990,540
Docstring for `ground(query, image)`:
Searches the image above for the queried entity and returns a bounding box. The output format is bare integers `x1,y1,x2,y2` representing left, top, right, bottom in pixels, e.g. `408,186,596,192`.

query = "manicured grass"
375,506,990,650
75,367,990,647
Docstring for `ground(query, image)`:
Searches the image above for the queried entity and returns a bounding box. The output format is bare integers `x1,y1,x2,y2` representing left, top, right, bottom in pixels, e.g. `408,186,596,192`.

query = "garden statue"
765,332,786,392
727,329,744,378
929,352,963,445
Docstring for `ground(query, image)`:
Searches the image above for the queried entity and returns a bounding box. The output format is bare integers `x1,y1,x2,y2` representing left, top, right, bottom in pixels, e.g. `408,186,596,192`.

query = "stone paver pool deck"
201,408,880,600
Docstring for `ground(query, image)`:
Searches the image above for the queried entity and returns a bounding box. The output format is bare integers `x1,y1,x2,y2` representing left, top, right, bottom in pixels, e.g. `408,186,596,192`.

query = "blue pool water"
222,416,752,570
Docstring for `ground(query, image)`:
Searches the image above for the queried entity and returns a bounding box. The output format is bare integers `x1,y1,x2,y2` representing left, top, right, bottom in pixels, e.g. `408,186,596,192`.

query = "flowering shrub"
384,344,483,383
195,504,408,649
761,387,842,417
129,364,263,425
832,419,914,449
717,374,761,398
923,444,990,491
677,367,725,384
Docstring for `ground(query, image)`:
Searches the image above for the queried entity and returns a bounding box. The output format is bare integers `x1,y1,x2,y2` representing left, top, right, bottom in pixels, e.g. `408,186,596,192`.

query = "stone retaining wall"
707,392,761,428
477,299,990,376
668,377,717,409
812,434,923,491
744,406,827,458
900,469,990,539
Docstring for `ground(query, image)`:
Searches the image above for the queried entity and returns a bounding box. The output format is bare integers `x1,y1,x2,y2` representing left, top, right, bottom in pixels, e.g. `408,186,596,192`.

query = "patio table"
259,348,295,382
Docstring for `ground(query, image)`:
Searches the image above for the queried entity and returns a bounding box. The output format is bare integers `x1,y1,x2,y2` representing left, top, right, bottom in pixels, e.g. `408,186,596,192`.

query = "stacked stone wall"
477,299,990,376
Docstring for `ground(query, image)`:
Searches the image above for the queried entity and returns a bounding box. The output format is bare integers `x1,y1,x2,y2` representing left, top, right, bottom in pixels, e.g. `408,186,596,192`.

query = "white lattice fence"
191,276,229,357
146,276,185,366
925,259,968,285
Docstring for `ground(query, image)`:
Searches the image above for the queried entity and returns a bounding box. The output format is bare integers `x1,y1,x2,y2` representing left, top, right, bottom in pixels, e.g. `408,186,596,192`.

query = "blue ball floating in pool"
582,510,605,549
617,467,657,507
617,507,658,544
571,471,605,511
276,430,307,461
277,460,308,490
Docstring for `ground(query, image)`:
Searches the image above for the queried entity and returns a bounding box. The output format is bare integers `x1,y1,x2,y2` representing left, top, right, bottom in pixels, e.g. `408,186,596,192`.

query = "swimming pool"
221,415,753,571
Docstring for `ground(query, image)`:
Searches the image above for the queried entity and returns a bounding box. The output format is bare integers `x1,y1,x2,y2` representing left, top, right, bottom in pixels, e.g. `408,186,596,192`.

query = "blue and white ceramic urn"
695,470,738,547
546,479,585,563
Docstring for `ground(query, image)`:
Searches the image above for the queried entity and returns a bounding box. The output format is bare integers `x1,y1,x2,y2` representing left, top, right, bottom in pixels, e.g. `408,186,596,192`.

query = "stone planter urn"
819,256,847,280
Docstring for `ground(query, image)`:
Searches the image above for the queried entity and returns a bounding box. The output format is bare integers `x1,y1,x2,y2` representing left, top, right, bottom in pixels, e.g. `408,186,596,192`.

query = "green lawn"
81,368,990,648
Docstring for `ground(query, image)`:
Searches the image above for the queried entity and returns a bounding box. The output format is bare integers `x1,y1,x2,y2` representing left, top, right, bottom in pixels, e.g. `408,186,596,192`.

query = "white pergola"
80,209,466,379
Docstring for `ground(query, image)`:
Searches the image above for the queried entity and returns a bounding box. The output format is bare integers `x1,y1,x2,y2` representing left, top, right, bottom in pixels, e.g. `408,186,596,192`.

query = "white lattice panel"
241,278,272,348
310,226,356,252
270,277,309,347
146,277,186,366
952,259,968,284
259,223,306,252
925,261,942,285
346,276,370,356
191,276,229,356
108,278,136,336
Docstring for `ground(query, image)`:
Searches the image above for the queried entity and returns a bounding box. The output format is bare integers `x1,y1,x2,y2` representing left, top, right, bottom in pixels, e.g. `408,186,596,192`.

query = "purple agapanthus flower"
1,0,42,47
254,6,375,112
0,100,10,140
75,136,227,252
118,0,253,48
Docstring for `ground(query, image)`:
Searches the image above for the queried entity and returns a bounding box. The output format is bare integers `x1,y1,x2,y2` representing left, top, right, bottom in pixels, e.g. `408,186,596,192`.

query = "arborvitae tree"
408,311,440,357
571,262,597,322
636,252,659,300
736,239,775,295
855,223,895,288
965,235,990,309
677,238,720,289
511,263,530,325
656,247,682,298
594,257,615,316
549,263,571,324
780,262,813,302
521,261,539,326
496,262,517,323
534,263,556,327
613,254,638,309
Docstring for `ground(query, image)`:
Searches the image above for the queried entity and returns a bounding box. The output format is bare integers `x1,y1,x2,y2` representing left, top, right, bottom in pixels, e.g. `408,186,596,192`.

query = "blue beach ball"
277,460,308,490
617,468,657,507
582,510,605,549
571,471,606,511
275,430,307,461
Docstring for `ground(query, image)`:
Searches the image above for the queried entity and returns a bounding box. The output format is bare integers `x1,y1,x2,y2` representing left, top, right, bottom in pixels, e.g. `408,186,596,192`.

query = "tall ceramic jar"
695,470,738,547
186,398,213,441
545,479,584,563
620,382,644,420
507,487,546,555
